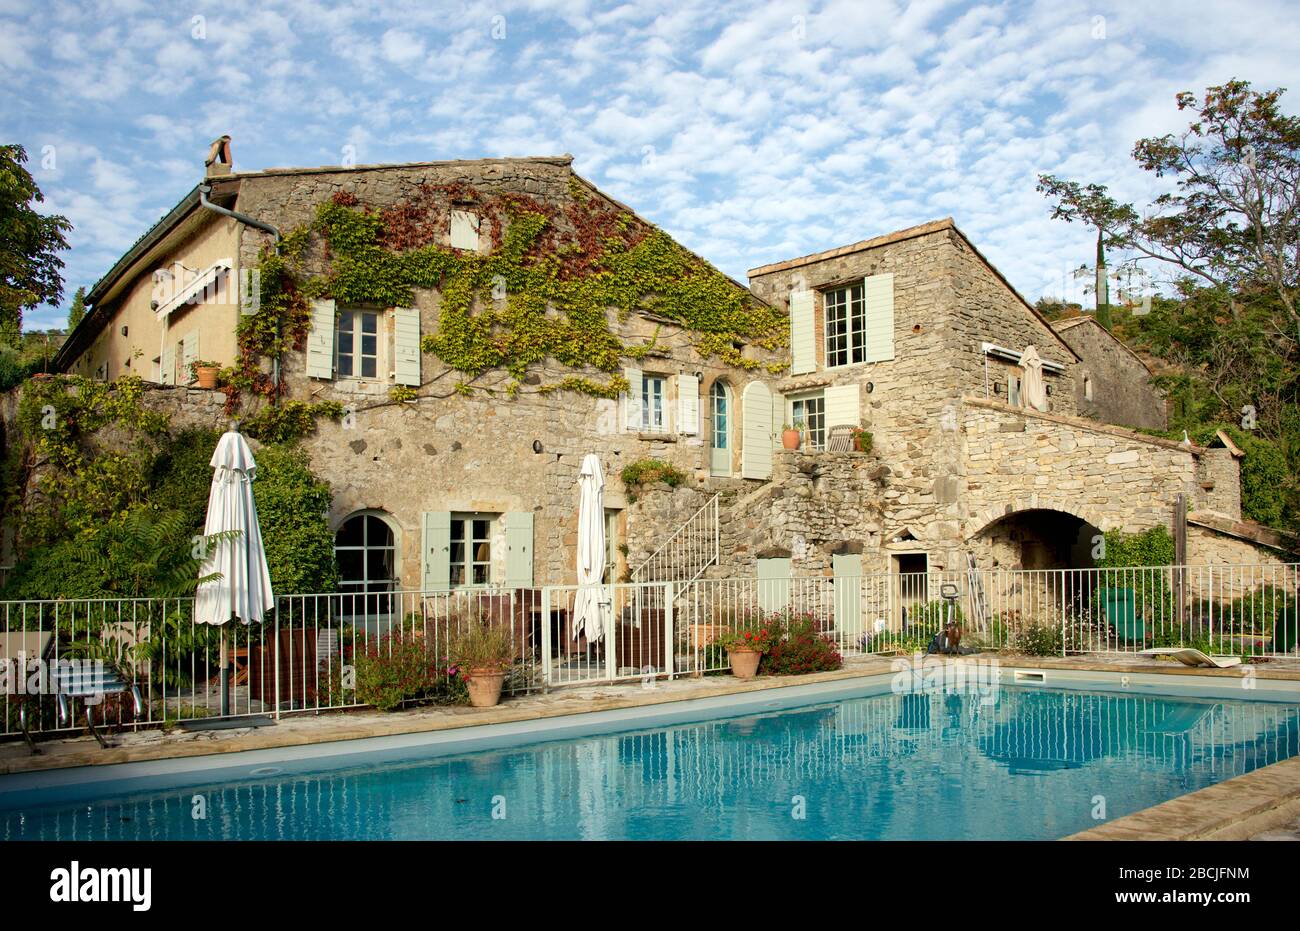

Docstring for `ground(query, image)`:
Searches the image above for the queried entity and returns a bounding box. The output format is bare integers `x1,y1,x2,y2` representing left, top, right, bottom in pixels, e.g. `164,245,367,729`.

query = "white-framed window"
790,392,826,450
451,513,495,587
711,380,729,450
825,280,867,367
642,375,666,431
336,309,381,379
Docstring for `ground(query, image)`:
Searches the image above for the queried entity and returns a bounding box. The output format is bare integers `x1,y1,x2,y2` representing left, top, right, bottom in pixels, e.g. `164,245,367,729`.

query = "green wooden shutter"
159,346,175,386
757,557,792,613
393,306,421,387
824,383,860,428
677,373,700,435
421,511,452,591
623,367,643,431
863,273,895,362
502,511,534,588
790,289,816,374
307,299,336,380
180,333,199,383
741,381,774,479
832,553,863,640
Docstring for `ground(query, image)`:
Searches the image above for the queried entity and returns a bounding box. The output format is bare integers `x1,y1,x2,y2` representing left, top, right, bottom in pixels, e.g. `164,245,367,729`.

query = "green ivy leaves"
296,184,788,398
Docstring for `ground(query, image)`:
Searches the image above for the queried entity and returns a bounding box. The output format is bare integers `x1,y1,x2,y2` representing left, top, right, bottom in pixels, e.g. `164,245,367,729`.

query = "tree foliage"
66,285,86,330
0,144,72,344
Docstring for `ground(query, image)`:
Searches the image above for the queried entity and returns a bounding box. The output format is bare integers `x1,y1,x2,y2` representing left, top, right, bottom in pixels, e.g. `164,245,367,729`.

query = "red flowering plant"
759,614,843,676
717,625,775,653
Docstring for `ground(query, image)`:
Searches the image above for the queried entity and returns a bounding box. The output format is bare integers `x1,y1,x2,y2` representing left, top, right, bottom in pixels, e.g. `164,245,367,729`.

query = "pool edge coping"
1064,754,1300,841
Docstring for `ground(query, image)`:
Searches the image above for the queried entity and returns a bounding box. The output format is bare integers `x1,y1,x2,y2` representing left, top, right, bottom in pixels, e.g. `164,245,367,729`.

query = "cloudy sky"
4,0,1299,329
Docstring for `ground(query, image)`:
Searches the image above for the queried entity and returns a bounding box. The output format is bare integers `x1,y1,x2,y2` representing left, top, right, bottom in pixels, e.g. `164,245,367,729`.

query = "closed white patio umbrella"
571,454,608,643
195,430,274,716
1020,344,1048,412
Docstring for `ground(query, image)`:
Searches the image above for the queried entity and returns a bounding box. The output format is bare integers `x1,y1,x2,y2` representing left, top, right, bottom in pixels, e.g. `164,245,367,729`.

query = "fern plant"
70,507,235,600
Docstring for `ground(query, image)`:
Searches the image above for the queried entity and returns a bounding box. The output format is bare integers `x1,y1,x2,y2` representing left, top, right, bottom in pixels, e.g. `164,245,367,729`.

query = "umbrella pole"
219,622,230,717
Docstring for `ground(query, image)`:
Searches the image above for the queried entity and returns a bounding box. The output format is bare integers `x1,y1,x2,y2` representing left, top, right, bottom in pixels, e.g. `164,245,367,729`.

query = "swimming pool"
3,673,1299,840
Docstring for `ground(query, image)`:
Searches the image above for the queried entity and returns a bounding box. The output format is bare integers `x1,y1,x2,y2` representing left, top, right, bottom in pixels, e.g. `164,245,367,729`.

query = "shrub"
620,458,687,500
760,614,842,675
1095,526,1175,568
1226,586,1297,635
449,614,516,672
0,344,31,390
905,599,963,636
353,635,441,711
254,444,338,594
1012,624,1062,656
147,428,223,531
860,630,932,655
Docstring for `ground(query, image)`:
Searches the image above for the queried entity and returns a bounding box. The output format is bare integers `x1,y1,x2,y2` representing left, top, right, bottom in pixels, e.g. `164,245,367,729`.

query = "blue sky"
4,0,1299,330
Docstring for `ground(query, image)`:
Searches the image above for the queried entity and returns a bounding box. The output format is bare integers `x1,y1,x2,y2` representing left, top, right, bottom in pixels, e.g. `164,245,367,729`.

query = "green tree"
1039,80,1300,343
1035,177,1135,330
0,144,72,344
66,285,86,330
254,444,338,594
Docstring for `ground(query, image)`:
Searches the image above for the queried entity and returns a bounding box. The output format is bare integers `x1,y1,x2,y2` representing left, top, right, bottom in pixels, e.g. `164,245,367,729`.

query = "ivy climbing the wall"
281,178,789,397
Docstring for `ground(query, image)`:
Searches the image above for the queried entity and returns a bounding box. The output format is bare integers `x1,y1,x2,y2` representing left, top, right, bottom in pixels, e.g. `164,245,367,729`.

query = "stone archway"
969,507,1103,571
968,496,1111,548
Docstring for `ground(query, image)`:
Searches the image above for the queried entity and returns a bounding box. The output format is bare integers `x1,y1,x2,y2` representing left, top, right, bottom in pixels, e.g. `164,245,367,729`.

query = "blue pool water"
3,683,1299,840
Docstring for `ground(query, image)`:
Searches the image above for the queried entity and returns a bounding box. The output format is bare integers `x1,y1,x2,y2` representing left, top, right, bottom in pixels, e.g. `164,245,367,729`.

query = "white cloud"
5,0,1300,326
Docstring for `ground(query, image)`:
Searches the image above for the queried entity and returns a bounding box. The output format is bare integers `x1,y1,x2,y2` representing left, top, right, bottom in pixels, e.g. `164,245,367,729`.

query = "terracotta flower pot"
195,365,219,389
466,668,506,707
781,429,801,450
728,648,762,679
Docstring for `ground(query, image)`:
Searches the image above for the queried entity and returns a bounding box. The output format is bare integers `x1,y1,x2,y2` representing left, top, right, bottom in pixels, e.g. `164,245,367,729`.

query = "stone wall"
962,397,1198,541
1196,448,1242,520
1051,318,1166,431
729,448,888,575
945,230,1080,417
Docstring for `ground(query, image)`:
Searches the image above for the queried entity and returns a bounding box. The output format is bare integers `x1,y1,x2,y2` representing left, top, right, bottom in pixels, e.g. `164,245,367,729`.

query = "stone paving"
1251,815,1300,840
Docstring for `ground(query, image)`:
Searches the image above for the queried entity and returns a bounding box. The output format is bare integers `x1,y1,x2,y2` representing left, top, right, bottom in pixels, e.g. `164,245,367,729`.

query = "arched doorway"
973,509,1101,571
709,380,732,476
971,508,1103,628
334,510,399,621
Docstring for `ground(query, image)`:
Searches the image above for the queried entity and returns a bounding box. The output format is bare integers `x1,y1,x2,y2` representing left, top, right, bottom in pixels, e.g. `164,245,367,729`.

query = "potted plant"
190,359,221,389
851,426,873,454
781,420,803,450
718,626,774,679
450,615,515,707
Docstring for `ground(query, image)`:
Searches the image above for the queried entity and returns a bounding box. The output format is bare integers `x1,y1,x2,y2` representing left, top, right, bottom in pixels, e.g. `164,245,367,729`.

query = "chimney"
205,135,233,178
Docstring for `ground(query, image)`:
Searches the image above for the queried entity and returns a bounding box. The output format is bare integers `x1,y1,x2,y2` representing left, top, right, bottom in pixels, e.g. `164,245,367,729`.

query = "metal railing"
630,493,719,589
2,563,1297,740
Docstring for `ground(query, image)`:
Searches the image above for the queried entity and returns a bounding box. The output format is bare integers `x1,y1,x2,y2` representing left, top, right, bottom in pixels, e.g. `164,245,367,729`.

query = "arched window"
334,511,398,618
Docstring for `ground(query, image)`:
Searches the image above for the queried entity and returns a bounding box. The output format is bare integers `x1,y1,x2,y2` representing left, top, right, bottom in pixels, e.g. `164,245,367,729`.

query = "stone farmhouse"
41,150,1299,608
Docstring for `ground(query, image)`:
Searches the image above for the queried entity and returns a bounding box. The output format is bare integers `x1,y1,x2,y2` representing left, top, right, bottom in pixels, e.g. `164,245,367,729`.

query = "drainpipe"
198,183,284,388
199,183,281,243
